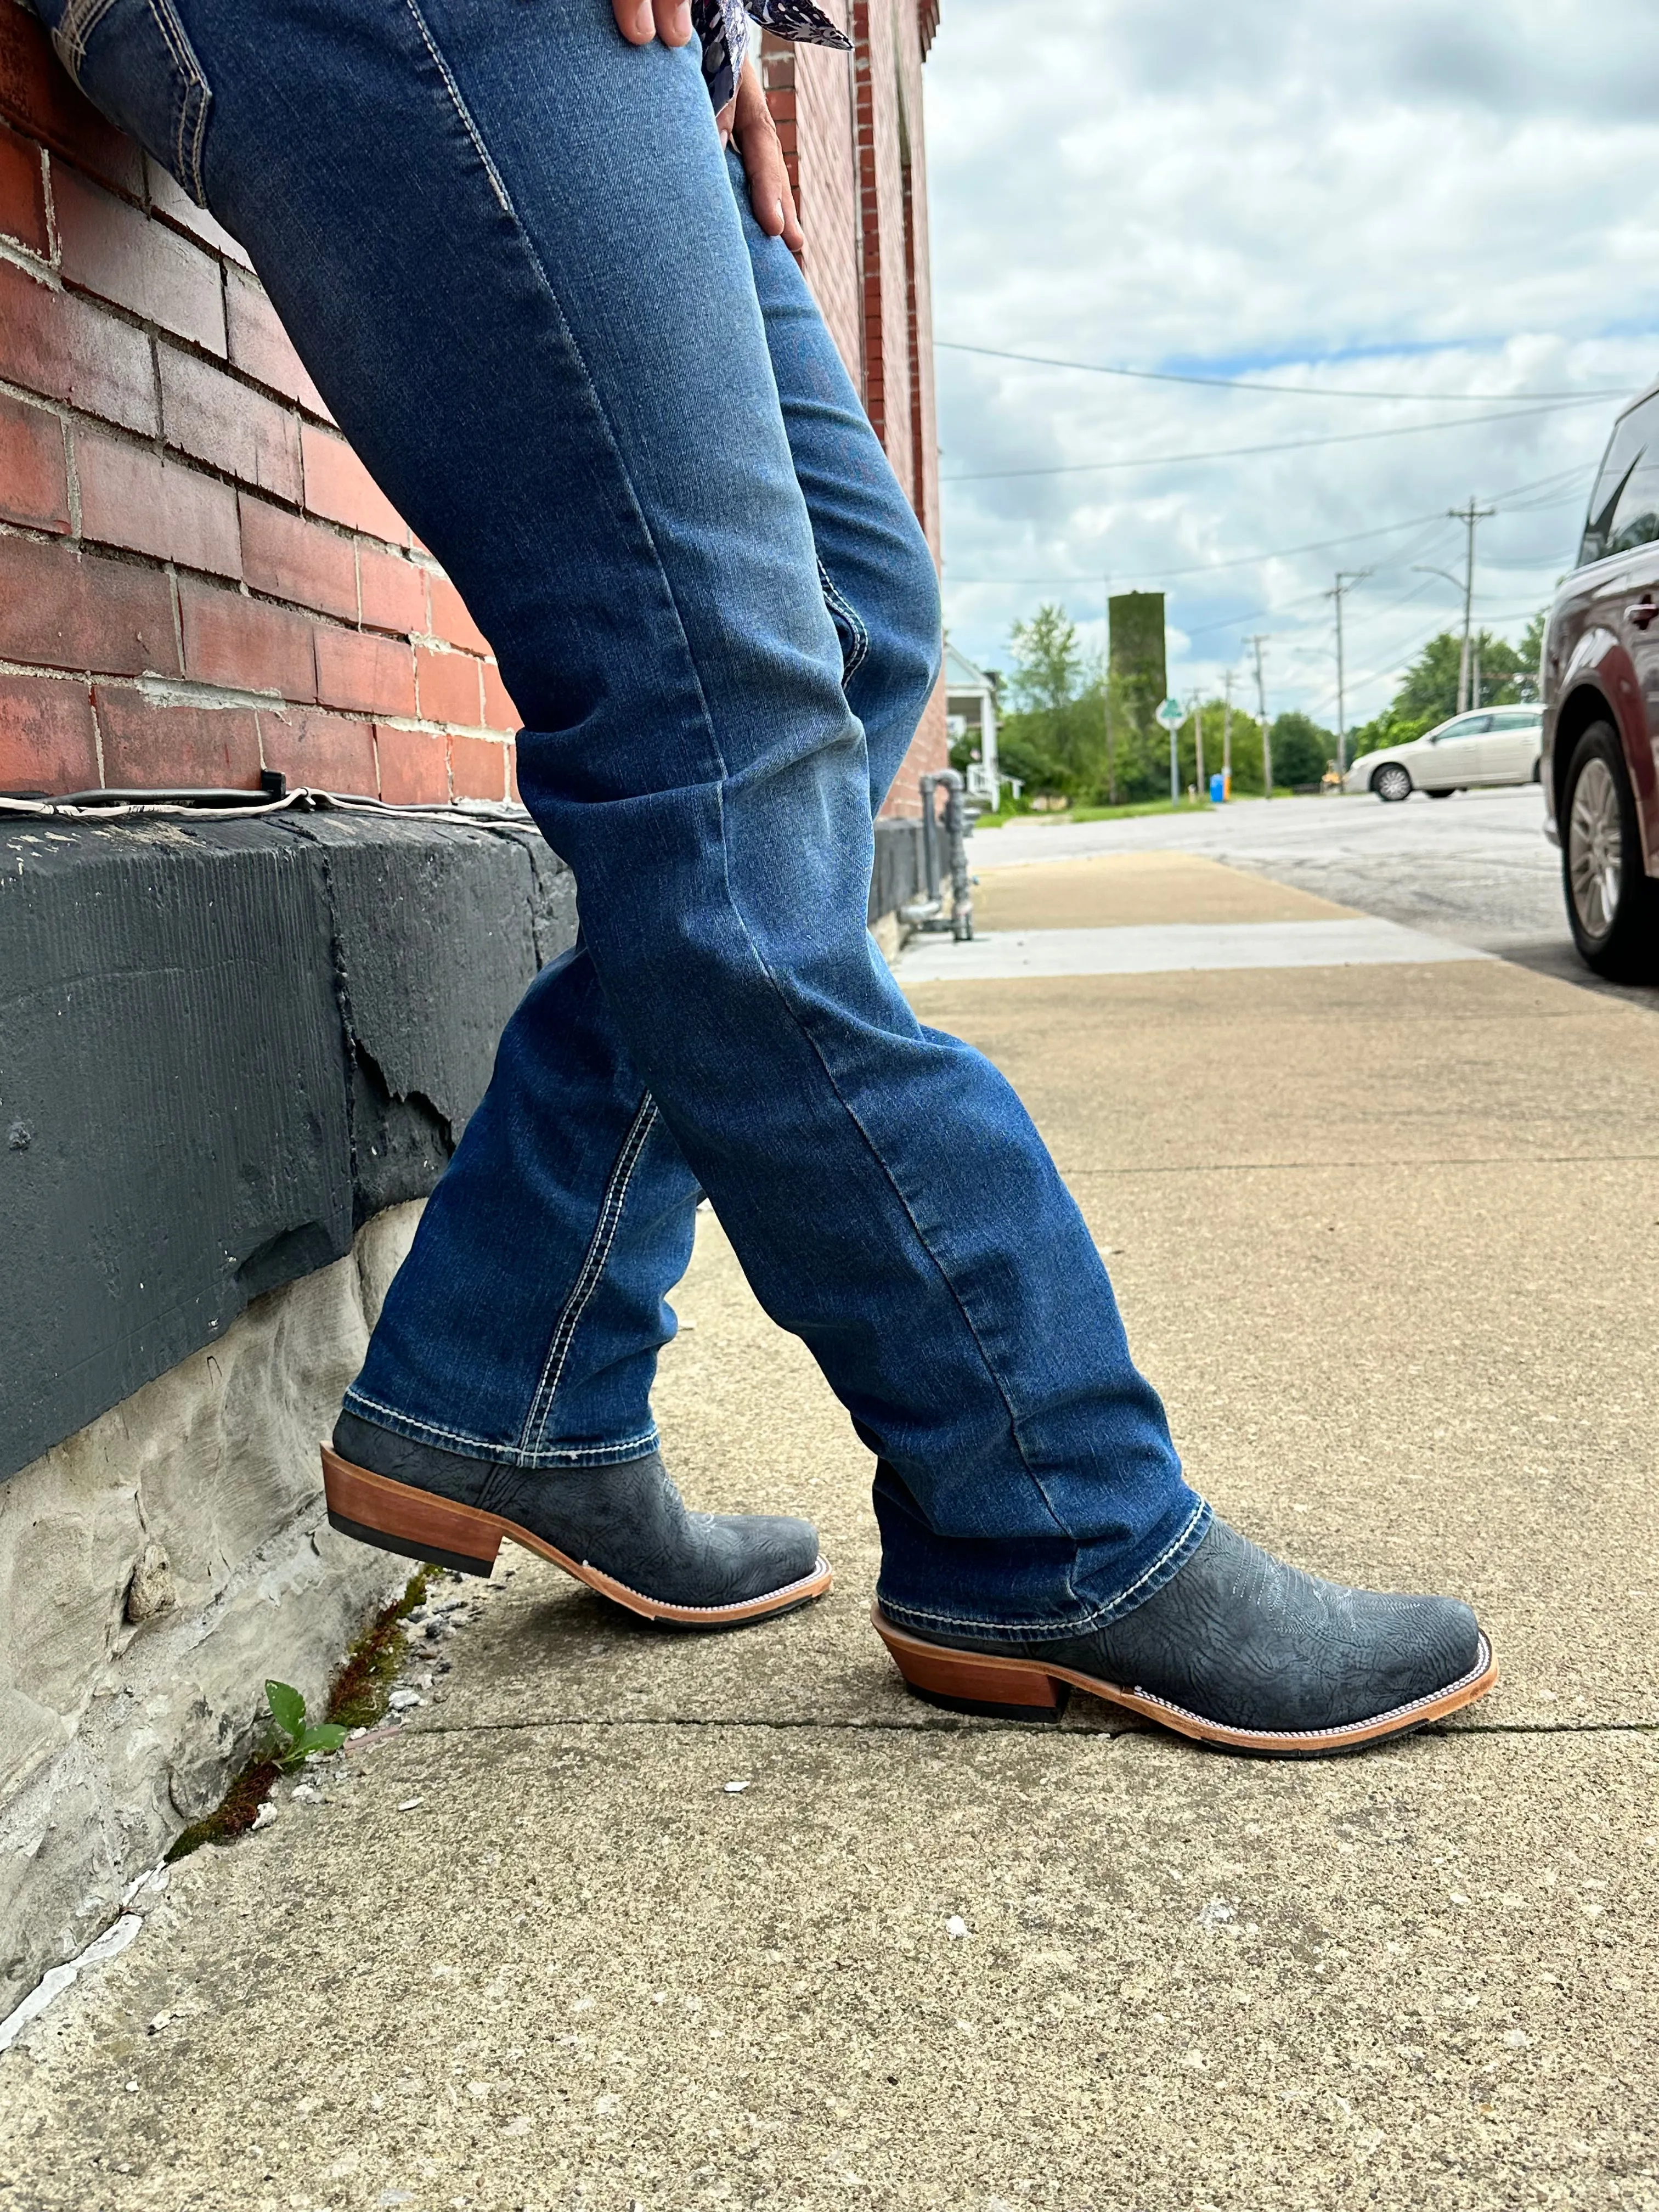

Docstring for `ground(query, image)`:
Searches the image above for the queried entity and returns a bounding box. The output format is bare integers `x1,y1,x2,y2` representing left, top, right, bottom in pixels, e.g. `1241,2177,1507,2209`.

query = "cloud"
925,0,1659,724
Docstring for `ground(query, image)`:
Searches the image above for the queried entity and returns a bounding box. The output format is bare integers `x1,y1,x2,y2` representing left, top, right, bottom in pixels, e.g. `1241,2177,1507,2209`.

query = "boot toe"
707,1512,822,1606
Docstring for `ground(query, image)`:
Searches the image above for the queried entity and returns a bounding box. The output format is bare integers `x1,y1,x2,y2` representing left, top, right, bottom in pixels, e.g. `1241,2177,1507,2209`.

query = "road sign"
1155,696,1184,730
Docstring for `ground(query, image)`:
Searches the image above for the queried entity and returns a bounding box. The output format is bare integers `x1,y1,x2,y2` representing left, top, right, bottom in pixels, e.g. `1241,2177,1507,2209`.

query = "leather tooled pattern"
934,1518,1483,1734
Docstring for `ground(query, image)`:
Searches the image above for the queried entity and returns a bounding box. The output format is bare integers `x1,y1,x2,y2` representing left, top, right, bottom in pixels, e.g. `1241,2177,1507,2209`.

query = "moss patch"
325,1564,436,1732
165,1562,438,1864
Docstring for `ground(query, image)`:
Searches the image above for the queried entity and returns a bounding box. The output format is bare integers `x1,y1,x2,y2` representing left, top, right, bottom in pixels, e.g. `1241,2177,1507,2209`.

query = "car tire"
1372,763,1412,803
1562,721,1659,980
1427,787,1453,799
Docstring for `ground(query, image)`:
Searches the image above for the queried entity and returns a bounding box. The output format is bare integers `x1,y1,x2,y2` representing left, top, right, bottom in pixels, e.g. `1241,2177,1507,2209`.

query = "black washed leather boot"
323,1412,830,1626
873,1516,1496,1755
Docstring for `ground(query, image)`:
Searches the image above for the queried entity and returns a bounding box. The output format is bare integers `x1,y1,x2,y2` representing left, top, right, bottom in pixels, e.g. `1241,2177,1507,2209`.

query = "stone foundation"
0,1204,421,2018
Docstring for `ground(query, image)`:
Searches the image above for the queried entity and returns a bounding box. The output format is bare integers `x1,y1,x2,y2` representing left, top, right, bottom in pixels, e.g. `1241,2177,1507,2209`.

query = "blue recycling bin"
1209,771,1226,804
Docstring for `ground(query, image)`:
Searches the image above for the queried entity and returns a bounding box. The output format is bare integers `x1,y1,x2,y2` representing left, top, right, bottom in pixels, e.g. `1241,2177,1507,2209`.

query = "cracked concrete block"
0,1204,422,2018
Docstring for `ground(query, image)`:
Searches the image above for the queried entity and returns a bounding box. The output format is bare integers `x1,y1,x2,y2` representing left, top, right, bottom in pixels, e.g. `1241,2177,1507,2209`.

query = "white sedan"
1345,707,1543,802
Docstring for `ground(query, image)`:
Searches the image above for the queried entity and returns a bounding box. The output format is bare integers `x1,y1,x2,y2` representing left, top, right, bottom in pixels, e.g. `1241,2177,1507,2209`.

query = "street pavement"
3,832,1657,2211
972,784,1652,999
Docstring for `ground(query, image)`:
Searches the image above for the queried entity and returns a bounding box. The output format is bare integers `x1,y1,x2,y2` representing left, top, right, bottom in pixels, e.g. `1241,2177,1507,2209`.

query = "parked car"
1541,379,1659,978
1344,707,1543,802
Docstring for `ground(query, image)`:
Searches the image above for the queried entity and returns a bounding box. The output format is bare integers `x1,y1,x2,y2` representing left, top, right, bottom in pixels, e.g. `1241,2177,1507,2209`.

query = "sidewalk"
3,850,1656,2211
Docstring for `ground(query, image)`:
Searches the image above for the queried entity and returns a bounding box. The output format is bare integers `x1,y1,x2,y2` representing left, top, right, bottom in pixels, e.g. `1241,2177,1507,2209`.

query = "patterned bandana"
691,1,853,117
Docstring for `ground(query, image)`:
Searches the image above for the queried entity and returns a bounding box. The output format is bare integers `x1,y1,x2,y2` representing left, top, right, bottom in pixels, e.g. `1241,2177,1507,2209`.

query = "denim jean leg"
168,0,1204,1637
346,147,947,1468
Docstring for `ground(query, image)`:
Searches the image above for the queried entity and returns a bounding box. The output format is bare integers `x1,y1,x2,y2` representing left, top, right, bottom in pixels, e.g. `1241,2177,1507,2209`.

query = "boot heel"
873,1609,1068,1723
321,1447,501,1579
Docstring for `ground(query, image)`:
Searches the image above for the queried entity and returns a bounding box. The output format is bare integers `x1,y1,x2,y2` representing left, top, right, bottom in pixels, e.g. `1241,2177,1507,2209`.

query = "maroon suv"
1542,381,1659,977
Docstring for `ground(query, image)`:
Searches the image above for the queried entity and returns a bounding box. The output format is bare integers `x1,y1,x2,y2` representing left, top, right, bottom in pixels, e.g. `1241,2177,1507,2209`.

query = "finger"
740,121,804,251
613,0,691,46
613,0,655,43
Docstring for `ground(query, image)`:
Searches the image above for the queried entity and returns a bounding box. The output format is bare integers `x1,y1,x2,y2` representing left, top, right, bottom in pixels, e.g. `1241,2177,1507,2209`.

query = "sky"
922,0,1659,732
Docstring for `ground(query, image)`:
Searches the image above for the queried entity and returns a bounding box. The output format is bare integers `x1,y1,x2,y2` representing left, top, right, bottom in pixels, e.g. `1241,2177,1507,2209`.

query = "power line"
941,397,1610,484
935,340,1635,405
943,475,1592,589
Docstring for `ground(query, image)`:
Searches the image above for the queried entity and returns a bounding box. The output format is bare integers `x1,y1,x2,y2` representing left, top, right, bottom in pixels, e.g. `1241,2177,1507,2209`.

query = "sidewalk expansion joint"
380,1713,1657,1745
1065,1152,1659,1178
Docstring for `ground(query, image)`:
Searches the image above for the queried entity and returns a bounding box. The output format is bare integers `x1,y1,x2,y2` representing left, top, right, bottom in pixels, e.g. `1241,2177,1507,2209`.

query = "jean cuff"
874,1497,1214,1645
340,1387,662,1470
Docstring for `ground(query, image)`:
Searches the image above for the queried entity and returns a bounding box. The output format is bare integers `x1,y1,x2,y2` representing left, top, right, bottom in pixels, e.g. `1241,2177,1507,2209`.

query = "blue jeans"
52,0,1206,1637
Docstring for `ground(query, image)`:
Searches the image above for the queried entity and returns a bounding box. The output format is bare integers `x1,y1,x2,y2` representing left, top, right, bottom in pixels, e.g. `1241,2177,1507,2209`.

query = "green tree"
1269,711,1335,788
1007,605,1082,713
995,604,1116,802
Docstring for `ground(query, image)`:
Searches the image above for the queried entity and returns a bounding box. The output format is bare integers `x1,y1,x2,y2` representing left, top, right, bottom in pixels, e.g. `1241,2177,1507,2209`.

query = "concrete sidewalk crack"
380,1711,1657,1745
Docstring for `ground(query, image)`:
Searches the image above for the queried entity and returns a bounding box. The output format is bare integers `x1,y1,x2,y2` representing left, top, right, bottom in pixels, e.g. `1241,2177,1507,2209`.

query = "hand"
719,54,805,252
611,1,693,47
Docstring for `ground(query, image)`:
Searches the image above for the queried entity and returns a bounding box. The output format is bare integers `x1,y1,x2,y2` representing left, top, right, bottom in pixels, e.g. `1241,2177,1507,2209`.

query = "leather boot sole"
322,1448,833,1626
872,1605,1499,1756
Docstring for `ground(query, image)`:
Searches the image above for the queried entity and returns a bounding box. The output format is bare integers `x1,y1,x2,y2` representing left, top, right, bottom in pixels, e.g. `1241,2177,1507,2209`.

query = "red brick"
93,682,262,789
0,257,157,434
313,625,415,716
0,670,98,793
358,544,425,635
144,155,252,270
178,578,314,700
224,265,329,416
448,731,507,802
415,645,481,727
426,571,490,656
374,723,447,804
0,5,144,199
0,115,46,254
301,422,405,545
239,494,356,620
258,706,377,796
159,342,302,504
0,531,177,675
54,166,226,355
481,660,520,732
77,427,241,577
0,391,69,532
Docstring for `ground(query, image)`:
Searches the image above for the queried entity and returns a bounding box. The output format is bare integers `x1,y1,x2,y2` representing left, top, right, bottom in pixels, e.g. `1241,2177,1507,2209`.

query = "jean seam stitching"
817,557,870,682
141,0,209,202
400,7,732,774
516,1092,660,1454
877,1498,1212,1638
402,0,515,216
343,1387,661,1466
52,0,119,84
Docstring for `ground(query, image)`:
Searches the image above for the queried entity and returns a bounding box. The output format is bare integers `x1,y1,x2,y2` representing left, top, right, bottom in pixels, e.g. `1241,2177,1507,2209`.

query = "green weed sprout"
265,1679,349,1768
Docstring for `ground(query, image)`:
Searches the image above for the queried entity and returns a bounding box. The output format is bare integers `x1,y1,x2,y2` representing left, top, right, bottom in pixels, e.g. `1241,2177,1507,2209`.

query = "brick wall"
0,0,516,807
0,0,943,818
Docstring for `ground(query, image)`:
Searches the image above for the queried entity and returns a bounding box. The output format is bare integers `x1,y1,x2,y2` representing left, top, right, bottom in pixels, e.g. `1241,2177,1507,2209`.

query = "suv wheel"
1372,763,1412,803
1562,721,1659,979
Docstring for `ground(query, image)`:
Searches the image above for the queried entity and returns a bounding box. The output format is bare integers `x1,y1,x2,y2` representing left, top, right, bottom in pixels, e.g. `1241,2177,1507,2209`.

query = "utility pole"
1222,669,1234,794
1248,636,1271,799
1449,497,1494,716
1327,569,1371,776
1190,691,1205,798
1103,579,1118,805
